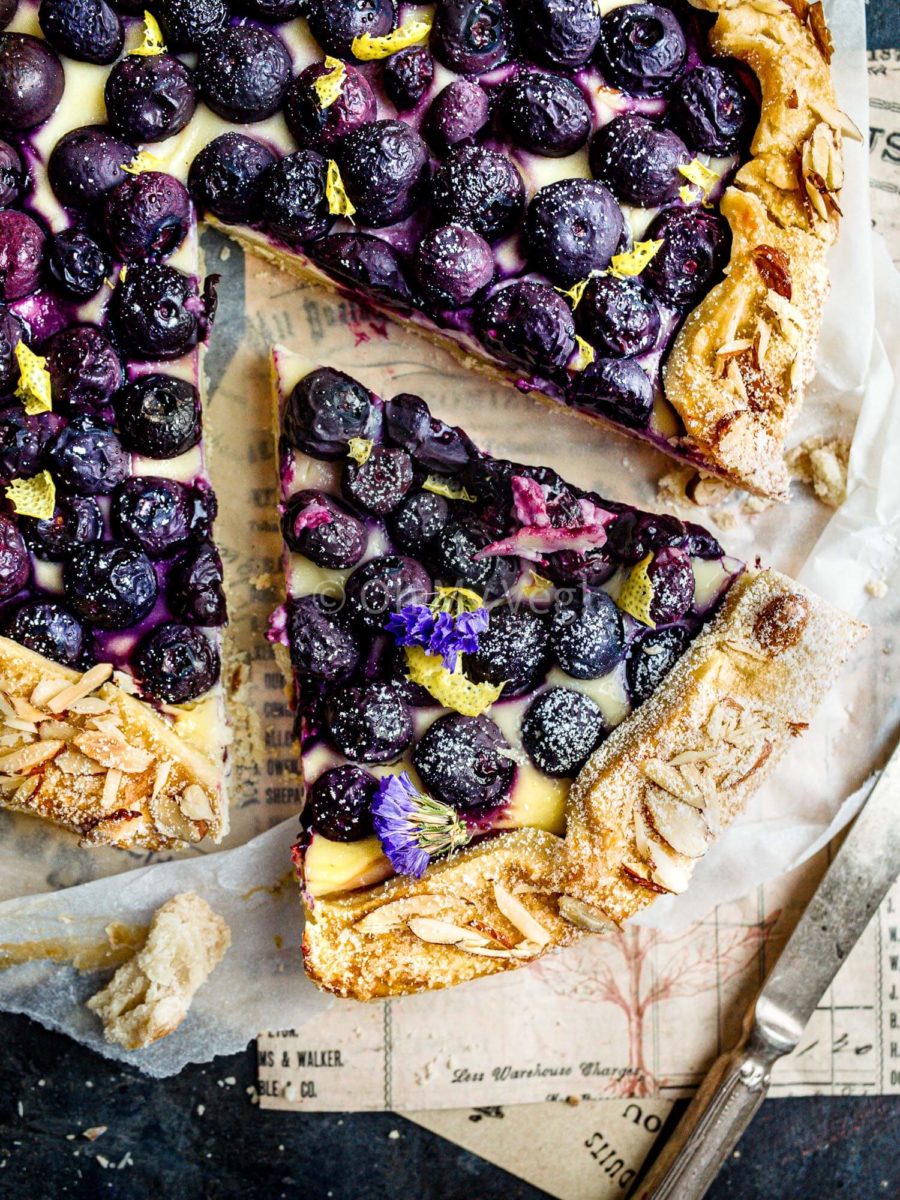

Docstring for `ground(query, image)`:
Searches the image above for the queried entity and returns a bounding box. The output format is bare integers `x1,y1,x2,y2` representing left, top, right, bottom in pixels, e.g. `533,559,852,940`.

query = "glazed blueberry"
384,392,471,473
626,625,689,706
344,554,432,632
46,230,110,301
431,146,524,240
0,0,15,30
343,445,414,516
0,211,46,301
430,519,517,601
287,593,360,682
476,280,576,373
642,206,730,307
387,490,450,556
425,80,489,155
48,126,134,210
328,681,413,764
154,0,229,50
432,0,510,75
544,547,616,590
282,490,367,569
114,374,201,459
0,140,23,208
670,64,754,155
105,53,196,144
21,494,102,561
237,0,306,17
285,61,376,153
577,276,661,359
198,25,293,123
283,367,380,460
384,46,433,110
0,514,29,599
45,326,122,413
336,120,430,228
110,263,209,361
0,33,64,130
549,586,625,679
590,113,689,208
499,73,592,158
522,687,605,777
48,415,129,496
606,510,686,565
170,541,227,626
310,233,415,306
39,0,123,64
414,224,494,311
0,305,21,391
103,172,192,262
6,600,91,668
413,712,514,809
135,622,220,703
306,0,395,58
468,604,550,696
525,179,624,288
646,546,695,624
189,134,277,224
308,764,377,841
572,358,655,429
111,476,195,558
517,0,599,69
683,521,723,560
63,542,158,629
597,3,687,97
261,151,333,245
0,406,53,481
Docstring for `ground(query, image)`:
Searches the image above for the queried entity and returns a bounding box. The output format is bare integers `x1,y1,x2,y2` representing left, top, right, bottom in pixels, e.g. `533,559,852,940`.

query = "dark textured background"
3,5,899,1198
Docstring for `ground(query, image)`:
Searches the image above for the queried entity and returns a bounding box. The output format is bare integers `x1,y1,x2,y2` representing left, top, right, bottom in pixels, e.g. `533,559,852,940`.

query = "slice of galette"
271,351,865,1000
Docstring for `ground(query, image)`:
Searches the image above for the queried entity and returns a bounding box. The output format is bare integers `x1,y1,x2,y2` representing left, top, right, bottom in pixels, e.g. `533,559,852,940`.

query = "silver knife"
634,740,900,1200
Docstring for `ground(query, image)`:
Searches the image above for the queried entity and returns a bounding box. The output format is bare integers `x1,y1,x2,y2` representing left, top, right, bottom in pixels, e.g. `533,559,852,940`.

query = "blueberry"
626,625,689,706
597,3,687,97
111,476,195,558
476,280,576,374
48,415,129,496
21,494,102,561
170,541,227,626
110,263,208,361
0,0,15,30
577,276,661,359
431,146,524,240
549,586,625,679
343,445,413,516
39,0,123,64
135,622,220,703
336,120,430,228
0,305,22,391
544,547,616,590
236,0,306,18
309,233,414,307
308,764,377,841
306,0,396,59
285,61,376,153
0,210,45,301
590,113,689,208
670,64,754,155
425,80,489,155
0,405,53,481
0,139,24,208
645,546,695,624
45,326,122,416
344,553,431,632
387,490,449,556
384,46,433,111
384,392,471,473
283,367,380,460
468,604,550,696
642,206,730,307
0,33,64,130
154,0,229,50
287,593,360,682
0,514,28,599
499,73,592,158
198,25,293,123
46,230,110,301
606,510,686,565
281,489,367,569
6,600,92,668
432,0,509,75
114,374,201,458
261,151,332,245
516,0,599,69
572,357,654,429
48,125,134,210
430,519,517,601
188,134,277,224
105,53,196,144
522,687,604,777
413,712,514,809
525,179,623,288
328,680,413,764
414,224,494,312
103,172,192,262
63,541,158,629
682,521,723,560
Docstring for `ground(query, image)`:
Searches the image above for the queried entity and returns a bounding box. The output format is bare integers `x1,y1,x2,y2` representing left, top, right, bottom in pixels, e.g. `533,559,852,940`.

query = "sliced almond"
55,748,107,777
67,697,112,716
11,696,47,723
643,794,711,859
642,759,704,807
150,760,172,802
0,774,25,791
492,882,552,947
0,739,64,774
39,720,76,741
12,777,39,805
558,895,617,933
621,862,668,894
30,678,70,708
715,338,753,360
150,791,205,843
73,732,154,775
101,768,123,809
648,840,695,895
356,895,472,935
407,917,493,947
179,784,216,822
726,359,749,405
47,663,113,714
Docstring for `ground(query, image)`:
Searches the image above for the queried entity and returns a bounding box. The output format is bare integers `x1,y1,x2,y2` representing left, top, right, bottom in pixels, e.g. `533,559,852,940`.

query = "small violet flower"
385,600,489,671
371,771,471,878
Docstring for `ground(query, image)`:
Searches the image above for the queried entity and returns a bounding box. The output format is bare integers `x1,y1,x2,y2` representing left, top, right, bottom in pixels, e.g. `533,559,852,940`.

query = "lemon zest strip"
131,11,166,56
314,57,347,108
347,437,373,465
608,240,664,279
351,17,432,60
5,471,56,520
326,160,356,220
617,554,657,628
404,646,504,717
14,344,52,416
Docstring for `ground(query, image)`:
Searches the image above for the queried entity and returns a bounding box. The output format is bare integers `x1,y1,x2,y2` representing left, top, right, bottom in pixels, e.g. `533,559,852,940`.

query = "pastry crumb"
249,573,276,591
866,578,888,599
742,494,775,515
82,1127,107,1142
786,437,850,508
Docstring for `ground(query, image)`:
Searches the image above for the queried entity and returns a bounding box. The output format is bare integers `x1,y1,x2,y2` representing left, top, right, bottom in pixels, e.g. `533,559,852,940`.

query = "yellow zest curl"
122,150,162,176
5,471,56,521
522,571,554,599
558,272,599,309
347,437,373,465
608,240,664,279
617,554,657,628
314,57,347,108
422,475,476,503
404,646,504,717
14,344,52,416
326,159,356,220
130,11,166,57
351,16,432,60
678,159,720,200
572,335,595,372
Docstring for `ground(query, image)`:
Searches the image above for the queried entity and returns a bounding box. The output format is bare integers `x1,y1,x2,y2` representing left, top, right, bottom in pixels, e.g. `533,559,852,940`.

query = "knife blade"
634,739,900,1200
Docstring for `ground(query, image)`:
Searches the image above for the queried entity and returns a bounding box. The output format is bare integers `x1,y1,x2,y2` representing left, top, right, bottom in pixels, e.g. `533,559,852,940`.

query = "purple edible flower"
385,599,490,670
385,603,435,650
372,771,471,878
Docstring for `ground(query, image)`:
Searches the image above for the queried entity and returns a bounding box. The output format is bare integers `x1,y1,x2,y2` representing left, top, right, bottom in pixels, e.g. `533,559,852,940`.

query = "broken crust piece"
0,639,226,850
302,571,864,1000
87,892,230,1051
